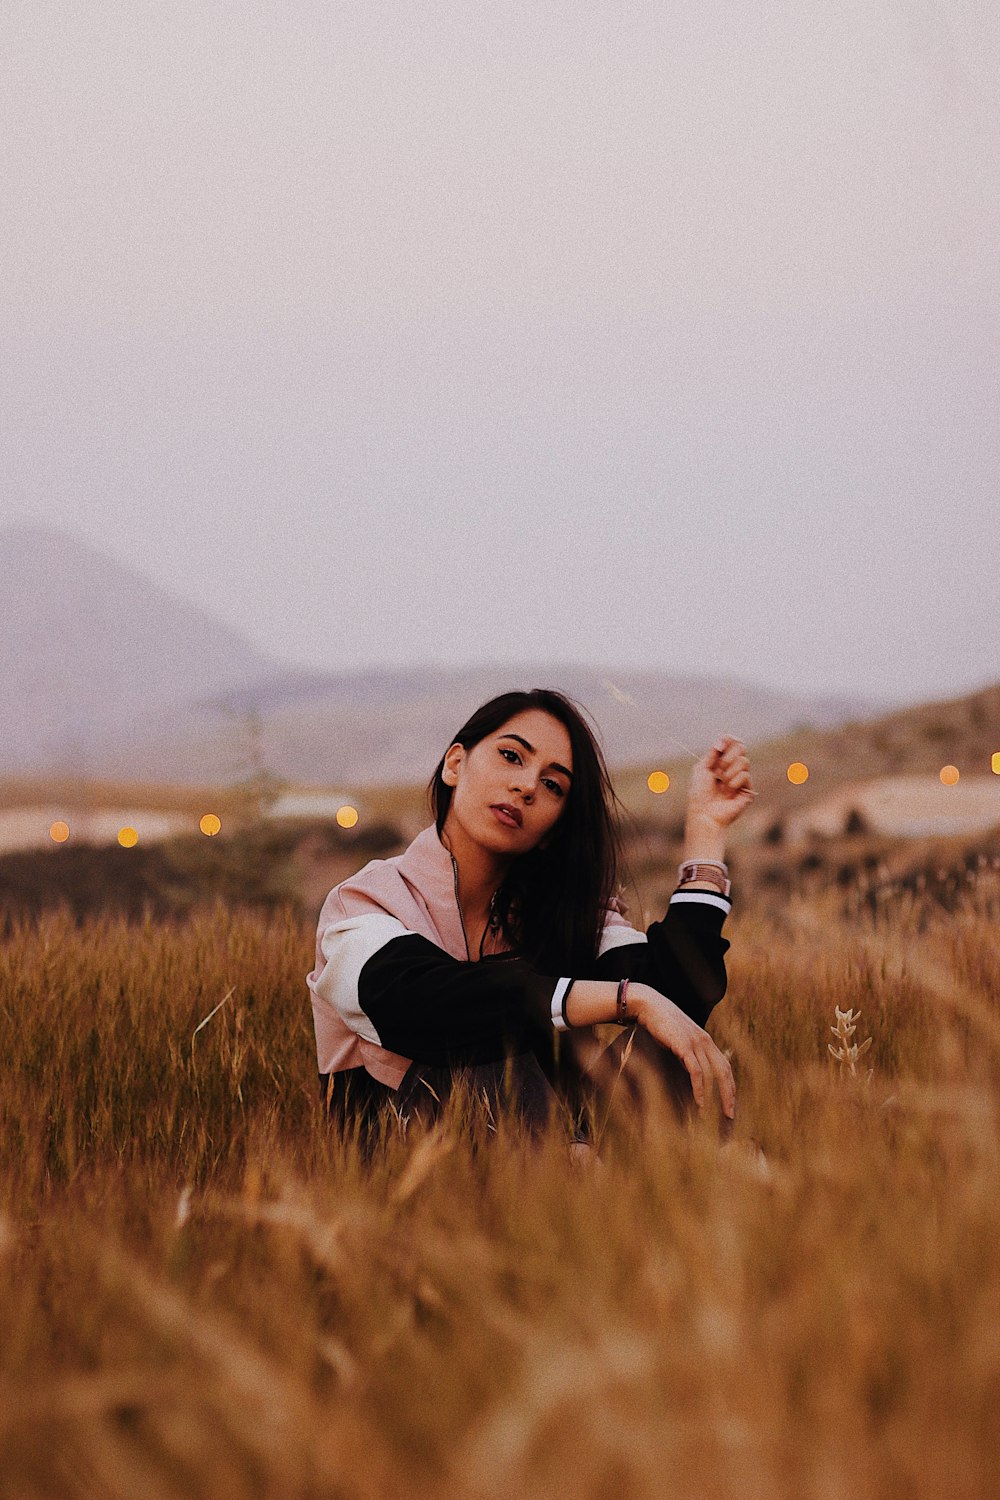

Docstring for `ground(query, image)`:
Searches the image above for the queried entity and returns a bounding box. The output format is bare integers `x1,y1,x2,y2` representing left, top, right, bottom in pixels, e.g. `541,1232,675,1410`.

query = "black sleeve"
358,935,565,1067
583,897,731,1030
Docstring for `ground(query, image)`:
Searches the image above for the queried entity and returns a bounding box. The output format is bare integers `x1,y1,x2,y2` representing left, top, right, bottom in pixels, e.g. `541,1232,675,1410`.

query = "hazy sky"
2,1,997,708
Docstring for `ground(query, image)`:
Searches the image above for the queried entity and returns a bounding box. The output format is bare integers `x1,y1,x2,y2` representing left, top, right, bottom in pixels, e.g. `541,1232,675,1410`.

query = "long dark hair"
425,688,636,974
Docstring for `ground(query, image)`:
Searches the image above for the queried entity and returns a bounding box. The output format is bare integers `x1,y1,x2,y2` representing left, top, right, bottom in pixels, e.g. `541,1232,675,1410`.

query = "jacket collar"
396,821,469,959
396,821,505,960
397,821,459,901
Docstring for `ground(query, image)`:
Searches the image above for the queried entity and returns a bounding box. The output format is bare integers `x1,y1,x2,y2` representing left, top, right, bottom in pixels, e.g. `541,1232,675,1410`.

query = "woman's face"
442,709,574,855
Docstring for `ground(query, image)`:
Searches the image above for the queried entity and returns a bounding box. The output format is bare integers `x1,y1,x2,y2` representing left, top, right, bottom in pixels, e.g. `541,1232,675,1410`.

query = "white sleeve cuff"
551,976,574,1031
669,890,732,915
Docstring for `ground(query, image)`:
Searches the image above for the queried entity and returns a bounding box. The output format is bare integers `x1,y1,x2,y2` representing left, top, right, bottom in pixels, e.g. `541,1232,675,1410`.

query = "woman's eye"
499,747,563,797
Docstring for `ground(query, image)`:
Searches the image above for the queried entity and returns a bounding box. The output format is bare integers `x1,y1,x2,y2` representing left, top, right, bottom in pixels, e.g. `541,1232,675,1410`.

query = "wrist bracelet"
616,977,631,1025
561,979,575,1028
677,861,732,897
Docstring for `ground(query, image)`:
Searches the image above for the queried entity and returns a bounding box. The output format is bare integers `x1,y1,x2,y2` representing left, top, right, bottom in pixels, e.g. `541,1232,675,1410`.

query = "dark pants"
320,1025,710,1153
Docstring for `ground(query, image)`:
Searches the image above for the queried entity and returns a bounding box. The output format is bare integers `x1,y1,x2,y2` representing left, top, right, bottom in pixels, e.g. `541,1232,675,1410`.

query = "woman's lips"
491,806,520,829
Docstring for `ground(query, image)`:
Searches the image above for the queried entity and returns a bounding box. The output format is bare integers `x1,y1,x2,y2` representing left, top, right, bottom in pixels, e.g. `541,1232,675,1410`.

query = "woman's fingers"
710,740,748,773
691,1038,736,1119
715,750,748,776
642,996,736,1119
711,734,744,760
683,1051,705,1109
710,1048,737,1118
710,738,754,799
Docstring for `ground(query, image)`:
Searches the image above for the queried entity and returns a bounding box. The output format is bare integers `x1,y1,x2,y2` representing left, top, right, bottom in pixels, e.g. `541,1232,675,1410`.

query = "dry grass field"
1,873,999,1499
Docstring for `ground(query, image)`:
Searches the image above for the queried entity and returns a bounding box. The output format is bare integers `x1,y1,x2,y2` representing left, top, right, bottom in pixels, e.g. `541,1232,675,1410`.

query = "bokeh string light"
34,743,1000,850
641,755,1000,794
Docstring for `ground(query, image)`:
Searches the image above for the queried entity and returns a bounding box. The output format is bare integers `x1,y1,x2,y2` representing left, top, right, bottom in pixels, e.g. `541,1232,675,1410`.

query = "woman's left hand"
686,735,756,829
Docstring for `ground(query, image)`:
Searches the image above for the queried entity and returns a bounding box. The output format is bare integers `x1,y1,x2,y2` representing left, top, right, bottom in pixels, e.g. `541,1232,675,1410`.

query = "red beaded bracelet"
616,977,631,1025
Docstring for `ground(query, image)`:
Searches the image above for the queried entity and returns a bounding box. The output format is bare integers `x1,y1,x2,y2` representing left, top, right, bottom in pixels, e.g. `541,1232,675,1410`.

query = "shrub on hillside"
0,819,404,925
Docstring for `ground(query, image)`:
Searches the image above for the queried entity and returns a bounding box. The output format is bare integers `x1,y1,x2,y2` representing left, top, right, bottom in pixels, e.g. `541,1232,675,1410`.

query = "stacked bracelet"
616,977,631,1025
677,860,731,897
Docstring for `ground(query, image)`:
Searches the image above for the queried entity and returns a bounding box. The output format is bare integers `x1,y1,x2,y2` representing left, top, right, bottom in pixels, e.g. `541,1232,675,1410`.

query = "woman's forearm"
563,979,649,1028
681,812,728,866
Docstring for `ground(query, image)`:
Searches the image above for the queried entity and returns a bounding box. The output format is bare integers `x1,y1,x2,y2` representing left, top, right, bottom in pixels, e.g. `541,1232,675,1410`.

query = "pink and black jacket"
307,821,733,1090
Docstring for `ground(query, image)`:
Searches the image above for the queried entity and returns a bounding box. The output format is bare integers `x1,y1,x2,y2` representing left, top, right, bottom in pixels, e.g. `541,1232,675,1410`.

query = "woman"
306,687,755,1152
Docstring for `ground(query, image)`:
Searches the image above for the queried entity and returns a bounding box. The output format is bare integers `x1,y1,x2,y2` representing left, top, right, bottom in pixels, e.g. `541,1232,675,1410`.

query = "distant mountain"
3,523,887,787
2,524,277,775
93,662,883,787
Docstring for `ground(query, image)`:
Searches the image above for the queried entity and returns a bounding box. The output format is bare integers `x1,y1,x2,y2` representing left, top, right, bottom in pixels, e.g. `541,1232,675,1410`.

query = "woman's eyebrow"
498,734,573,781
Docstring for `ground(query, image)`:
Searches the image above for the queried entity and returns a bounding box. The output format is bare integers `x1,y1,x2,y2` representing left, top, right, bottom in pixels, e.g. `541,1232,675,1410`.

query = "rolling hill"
5,522,886,787
2,524,277,775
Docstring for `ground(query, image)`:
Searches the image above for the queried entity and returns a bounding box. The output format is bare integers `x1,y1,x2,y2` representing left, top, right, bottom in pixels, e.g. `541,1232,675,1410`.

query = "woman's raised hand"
686,734,755,830
632,984,736,1119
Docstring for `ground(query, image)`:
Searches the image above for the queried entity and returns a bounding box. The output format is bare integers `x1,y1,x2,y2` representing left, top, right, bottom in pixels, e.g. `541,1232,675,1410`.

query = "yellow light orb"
200,813,222,836
50,821,70,844
647,770,670,794
992,752,1000,776
787,762,809,785
118,827,139,848
336,805,359,828
939,765,960,786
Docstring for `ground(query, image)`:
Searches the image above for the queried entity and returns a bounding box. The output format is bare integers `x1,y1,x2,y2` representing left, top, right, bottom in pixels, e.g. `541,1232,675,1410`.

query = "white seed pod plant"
828,1006,874,1085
